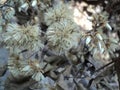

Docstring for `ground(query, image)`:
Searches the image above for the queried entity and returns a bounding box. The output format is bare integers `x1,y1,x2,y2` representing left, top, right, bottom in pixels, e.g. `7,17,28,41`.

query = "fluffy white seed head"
8,54,44,81
3,23,44,51
8,53,29,78
44,2,72,25
46,19,80,55
21,59,44,81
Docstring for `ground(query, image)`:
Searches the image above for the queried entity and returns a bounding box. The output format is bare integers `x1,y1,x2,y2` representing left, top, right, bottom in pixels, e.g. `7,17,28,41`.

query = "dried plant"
44,2,72,25
46,19,81,55
2,23,44,51
82,11,119,57
0,1,120,90
84,31,119,58
8,53,44,81
8,53,28,78
21,60,44,81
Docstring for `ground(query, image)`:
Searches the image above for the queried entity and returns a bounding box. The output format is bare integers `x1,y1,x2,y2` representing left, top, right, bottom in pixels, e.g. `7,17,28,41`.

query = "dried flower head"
3,23,44,51
46,19,80,55
8,53,44,81
21,60,44,81
44,2,72,25
8,53,28,78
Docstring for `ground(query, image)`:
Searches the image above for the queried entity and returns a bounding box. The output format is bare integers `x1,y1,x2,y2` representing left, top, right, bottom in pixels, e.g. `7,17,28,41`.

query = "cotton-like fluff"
46,19,80,55
8,54,29,79
3,23,44,51
21,60,44,81
8,54,44,81
44,2,72,25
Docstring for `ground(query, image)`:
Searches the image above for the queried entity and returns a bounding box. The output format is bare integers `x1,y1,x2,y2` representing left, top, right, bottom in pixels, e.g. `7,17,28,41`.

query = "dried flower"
46,19,80,55
44,2,72,25
8,53,28,78
8,53,44,81
3,23,44,51
21,60,44,81
82,11,119,57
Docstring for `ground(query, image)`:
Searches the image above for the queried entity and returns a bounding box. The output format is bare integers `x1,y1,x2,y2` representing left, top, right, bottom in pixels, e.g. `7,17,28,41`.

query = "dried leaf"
86,36,91,45
106,23,112,31
96,33,103,40
98,41,104,53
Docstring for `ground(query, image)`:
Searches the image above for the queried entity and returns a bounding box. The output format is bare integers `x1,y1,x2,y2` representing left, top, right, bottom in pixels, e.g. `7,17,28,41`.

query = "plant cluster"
0,0,120,90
